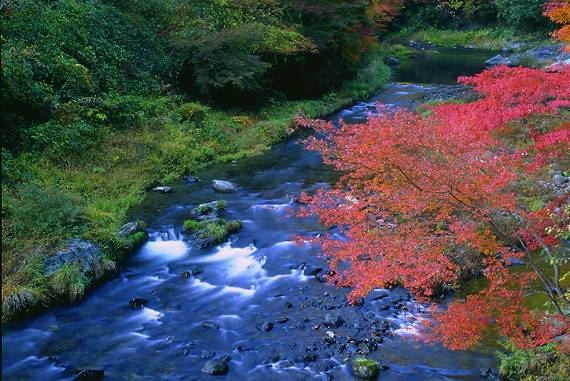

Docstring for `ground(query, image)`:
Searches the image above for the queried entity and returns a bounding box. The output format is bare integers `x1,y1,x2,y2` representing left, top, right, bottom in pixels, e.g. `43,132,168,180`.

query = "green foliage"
130,231,148,247
494,0,550,30
3,183,86,248
183,220,202,233
497,341,570,381
198,220,228,244
49,262,88,301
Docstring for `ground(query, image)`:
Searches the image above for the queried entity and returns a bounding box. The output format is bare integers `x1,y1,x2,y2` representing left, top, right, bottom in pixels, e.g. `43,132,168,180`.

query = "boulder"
44,239,104,276
212,180,238,193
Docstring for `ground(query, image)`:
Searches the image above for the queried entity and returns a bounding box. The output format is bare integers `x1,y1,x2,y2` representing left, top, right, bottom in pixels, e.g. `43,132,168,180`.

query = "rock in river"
152,186,173,193
129,298,148,309
201,356,230,376
212,180,238,193
74,369,104,381
352,357,380,380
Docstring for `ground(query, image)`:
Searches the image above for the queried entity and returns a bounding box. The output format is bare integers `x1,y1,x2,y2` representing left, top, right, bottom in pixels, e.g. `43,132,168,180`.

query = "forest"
1,1,569,380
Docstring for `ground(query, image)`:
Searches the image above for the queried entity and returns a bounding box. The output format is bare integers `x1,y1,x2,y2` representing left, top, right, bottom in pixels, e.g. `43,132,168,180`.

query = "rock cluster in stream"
176,263,416,378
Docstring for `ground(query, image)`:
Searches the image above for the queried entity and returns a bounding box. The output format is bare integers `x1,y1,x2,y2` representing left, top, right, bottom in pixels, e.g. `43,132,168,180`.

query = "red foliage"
297,65,570,349
544,1,570,50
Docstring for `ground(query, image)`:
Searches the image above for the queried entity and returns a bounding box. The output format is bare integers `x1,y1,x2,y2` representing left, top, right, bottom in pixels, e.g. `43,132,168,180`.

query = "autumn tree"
544,0,570,50
297,65,570,350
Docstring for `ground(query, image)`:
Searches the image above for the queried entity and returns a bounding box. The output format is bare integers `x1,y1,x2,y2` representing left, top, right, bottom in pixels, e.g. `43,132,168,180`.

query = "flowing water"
3,51,499,381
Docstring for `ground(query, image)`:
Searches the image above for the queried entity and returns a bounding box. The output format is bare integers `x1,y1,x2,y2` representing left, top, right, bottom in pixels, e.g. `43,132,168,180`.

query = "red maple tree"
297,65,570,350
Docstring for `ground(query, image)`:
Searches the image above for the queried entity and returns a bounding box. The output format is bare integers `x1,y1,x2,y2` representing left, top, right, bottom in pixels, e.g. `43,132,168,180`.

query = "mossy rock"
182,218,242,248
352,358,380,380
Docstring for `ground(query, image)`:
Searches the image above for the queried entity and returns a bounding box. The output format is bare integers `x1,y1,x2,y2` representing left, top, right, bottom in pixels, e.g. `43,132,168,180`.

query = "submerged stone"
128,298,148,309
201,356,230,376
74,369,104,381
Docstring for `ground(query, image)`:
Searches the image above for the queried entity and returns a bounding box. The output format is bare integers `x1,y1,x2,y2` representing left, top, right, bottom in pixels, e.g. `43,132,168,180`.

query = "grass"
497,341,570,381
388,27,548,50
183,218,243,246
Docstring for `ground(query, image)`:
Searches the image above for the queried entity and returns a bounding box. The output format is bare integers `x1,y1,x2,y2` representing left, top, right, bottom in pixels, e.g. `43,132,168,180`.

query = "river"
2,48,500,381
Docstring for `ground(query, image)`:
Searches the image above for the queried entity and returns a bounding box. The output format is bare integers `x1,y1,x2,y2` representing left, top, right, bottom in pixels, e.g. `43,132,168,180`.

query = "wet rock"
324,313,343,328
152,186,173,193
128,298,148,309
276,317,289,324
486,44,570,69
485,54,512,68
386,56,400,66
324,331,336,344
190,201,225,221
304,353,318,362
352,358,380,380
257,322,274,332
201,357,230,376
212,180,238,193
74,369,104,381
44,239,104,277
303,265,323,277
553,174,569,186
183,176,199,184
119,221,143,238
202,321,220,330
